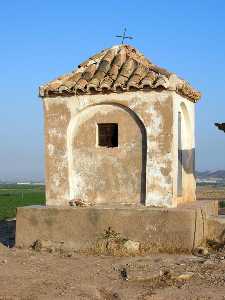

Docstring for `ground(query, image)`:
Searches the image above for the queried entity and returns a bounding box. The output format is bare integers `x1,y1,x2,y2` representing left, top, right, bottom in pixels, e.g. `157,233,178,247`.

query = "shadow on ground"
0,219,16,247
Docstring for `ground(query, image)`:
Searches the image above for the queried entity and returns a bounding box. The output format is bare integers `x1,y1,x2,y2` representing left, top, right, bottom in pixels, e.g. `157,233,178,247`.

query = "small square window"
98,123,118,148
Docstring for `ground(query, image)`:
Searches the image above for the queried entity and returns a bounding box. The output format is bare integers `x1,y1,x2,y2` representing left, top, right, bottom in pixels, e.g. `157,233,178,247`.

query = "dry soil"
0,186,225,299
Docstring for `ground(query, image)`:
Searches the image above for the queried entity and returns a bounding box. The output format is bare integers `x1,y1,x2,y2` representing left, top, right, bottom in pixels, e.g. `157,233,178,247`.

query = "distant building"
196,178,217,184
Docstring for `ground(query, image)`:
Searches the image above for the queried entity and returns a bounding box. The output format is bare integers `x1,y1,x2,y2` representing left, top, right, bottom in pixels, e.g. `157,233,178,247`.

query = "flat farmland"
197,184,225,214
0,184,45,220
0,183,224,221
197,184,225,201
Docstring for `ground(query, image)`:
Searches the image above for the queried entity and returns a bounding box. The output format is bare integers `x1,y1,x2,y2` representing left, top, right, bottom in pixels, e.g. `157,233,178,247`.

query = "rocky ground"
0,186,225,299
1,243,225,300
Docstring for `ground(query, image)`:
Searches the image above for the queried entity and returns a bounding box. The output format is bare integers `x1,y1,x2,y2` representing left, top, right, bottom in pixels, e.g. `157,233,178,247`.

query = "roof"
39,45,201,102
215,123,225,133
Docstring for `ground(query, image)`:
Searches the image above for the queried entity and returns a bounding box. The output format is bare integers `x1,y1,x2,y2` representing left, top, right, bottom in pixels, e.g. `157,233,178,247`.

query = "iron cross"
115,28,133,44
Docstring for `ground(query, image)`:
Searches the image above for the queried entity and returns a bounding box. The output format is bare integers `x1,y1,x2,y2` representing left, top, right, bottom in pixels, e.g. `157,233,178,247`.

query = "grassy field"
0,184,45,220
0,183,224,221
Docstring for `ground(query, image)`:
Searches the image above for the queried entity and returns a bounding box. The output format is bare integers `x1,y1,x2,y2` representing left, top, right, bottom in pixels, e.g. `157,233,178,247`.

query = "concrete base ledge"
16,200,218,253
207,216,225,242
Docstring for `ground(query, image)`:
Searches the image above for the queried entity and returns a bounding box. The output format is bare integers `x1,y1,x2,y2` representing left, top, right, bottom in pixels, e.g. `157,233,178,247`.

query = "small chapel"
16,45,225,253
39,44,201,208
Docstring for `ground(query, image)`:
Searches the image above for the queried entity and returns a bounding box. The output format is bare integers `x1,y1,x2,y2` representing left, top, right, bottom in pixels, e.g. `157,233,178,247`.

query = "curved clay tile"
113,47,127,67
78,50,106,69
127,65,148,89
102,48,117,63
178,82,201,102
141,72,157,89
98,60,111,74
87,77,99,92
58,85,70,93
57,72,83,92
82,64,97,81
107,47,127,82
40,44,201,102
150,65,170,77
113,74,128,90
45,81,62,92
108,64,120,80
154,75,170,89
119,58,137,79
113,58,137,90
100,76,114,91
133,65,148,77
127,74,142,89
74,78,88,93
42,72,75,95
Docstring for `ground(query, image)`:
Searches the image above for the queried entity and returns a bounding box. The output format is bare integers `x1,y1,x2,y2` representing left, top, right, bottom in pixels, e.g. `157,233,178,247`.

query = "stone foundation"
16,200,218,253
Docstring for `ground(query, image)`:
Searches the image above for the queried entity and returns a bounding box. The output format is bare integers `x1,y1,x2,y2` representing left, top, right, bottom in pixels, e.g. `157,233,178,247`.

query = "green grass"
0,184,45,220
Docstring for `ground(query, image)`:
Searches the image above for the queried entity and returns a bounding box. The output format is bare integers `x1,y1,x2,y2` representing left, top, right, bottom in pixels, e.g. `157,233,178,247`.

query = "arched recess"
177,102,194,197
67,103,147,205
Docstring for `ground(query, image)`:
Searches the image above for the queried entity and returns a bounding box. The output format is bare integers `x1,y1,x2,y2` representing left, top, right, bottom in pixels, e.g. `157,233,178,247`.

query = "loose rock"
123,240,140,253
1,259,7,264
69,199,91,207
176,272,194,281
193,247,209,257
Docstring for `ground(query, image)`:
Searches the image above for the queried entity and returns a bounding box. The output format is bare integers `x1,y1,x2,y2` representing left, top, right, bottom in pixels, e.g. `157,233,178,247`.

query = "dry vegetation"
197,184,225,202
197,184,225,214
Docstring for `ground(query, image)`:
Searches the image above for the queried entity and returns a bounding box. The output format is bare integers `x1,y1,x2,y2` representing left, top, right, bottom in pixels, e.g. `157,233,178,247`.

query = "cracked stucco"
43,90,195,207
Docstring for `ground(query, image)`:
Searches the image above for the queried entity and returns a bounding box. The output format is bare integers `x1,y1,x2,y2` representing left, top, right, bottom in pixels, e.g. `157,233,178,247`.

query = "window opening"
98,123,118,148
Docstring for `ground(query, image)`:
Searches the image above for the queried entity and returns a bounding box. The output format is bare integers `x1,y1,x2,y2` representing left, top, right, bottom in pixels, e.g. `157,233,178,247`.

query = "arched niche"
67,103,147,205
177,102,194,197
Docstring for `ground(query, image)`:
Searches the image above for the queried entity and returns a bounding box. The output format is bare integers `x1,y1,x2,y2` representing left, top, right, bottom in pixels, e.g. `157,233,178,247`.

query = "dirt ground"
1,245,225,300
0,185,225,300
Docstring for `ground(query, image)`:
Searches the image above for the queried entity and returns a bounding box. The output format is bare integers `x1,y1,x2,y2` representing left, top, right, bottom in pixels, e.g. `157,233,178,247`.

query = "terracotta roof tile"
39,45,201,102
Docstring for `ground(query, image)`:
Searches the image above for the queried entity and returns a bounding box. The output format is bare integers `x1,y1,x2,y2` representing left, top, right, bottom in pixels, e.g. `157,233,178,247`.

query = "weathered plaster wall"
44,102,71,204
43,90,174,207
69,104,143,205
172,93,196,206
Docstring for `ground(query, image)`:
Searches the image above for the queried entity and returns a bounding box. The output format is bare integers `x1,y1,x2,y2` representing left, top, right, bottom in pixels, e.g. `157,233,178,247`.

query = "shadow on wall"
93,102,147,205
179,148,195,175
141,130,147,205
0,220,16,248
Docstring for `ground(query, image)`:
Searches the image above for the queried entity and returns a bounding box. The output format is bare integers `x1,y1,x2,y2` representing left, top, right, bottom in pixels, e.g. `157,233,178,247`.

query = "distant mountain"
196,170,225,179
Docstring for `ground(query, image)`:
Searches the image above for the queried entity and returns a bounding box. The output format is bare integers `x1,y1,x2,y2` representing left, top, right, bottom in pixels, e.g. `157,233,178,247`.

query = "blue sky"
1,0,225,180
